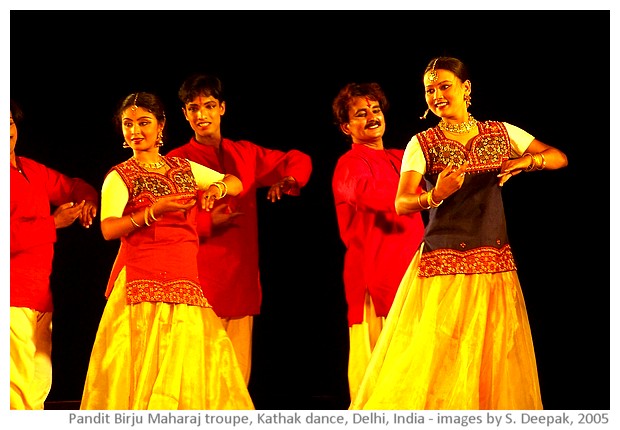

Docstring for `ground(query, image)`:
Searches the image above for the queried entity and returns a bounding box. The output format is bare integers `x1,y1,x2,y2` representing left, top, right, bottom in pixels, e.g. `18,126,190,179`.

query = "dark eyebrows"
353,102,379,114
188,101,215,108
425,79,451,89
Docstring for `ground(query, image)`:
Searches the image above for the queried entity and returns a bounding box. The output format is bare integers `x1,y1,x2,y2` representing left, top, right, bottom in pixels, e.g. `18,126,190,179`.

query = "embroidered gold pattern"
467,134,510,171
131,176,174,198
170,170,200,194
419,121,511,175
418,245,516,277
113,156,198,211
126,279,211,308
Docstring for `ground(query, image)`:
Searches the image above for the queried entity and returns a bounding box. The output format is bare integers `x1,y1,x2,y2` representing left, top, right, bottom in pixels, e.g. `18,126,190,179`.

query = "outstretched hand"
266,176,300,202
53,201,87,229
54,200,98,229
79,200,98,228
211,204,244,229
497,157,531,187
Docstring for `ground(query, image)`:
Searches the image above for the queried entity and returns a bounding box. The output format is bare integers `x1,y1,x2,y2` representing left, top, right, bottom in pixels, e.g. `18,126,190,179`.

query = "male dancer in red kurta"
10,100,99,409
331,83,425,402
167,74,312,384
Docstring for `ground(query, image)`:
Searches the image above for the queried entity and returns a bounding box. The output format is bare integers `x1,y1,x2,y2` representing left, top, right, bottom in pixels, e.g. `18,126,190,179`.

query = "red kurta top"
10,157,98,312
332,144,425,326
167,137,312,317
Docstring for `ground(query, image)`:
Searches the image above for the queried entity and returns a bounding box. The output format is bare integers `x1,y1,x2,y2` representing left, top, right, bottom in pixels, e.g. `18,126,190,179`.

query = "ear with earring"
123,141,130,148
157,132,164,147
420,108,430,120
464,94,472,107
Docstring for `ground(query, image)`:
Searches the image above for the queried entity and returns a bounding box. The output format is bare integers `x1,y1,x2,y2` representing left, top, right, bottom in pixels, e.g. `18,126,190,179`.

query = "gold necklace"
438,114,478,134
133,155,165,169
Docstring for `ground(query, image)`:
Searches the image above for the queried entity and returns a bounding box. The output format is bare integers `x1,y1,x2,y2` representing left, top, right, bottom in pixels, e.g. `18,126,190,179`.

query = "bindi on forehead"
364,96,373,108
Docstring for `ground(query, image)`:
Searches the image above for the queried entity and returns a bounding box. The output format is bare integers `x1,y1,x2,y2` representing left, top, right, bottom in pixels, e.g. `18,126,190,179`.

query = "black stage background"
10,10,610,410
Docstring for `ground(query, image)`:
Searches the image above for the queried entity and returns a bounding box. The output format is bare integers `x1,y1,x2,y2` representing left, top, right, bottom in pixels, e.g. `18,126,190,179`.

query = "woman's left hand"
497,155,532,187
202,188,220,211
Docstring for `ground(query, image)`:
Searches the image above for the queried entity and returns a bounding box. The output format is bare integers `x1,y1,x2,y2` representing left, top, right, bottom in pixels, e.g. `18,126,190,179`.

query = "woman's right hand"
151,194,197,218
434,161,468,201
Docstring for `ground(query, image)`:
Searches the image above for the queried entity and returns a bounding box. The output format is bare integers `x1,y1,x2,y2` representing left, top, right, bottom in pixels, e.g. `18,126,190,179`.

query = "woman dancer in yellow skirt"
350,56,568,410
81,92,254,410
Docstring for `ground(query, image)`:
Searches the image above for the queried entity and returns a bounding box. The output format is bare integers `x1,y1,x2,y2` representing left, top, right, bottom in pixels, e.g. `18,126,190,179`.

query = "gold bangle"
215,180,227,198
523,153,535,172
533,153,546,170
417,192,431,210
538,153,547,170
129,213,141,228
209,182,225,199
149,205,159,222
427,188,443,208
532,153,540,170
143,207,151,227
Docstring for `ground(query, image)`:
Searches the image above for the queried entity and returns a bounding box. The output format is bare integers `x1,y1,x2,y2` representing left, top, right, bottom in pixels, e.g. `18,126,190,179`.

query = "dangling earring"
157,132,164,147
464,94,472,107
420,108,430,120
123,141,130,148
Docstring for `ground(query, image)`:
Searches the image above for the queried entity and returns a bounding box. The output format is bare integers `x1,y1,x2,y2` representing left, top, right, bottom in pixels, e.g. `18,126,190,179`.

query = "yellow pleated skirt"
350,247,543,410
80,268,254,410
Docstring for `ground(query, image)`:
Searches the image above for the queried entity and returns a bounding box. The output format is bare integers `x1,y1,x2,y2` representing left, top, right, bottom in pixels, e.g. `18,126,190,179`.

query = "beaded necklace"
438,114,478,134
133,155,165,169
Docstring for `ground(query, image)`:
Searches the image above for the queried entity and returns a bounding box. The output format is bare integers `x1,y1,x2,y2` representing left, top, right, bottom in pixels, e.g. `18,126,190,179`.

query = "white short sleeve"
504,122,535,157
189,160,226,190
101,170,129,221
401,135,426,175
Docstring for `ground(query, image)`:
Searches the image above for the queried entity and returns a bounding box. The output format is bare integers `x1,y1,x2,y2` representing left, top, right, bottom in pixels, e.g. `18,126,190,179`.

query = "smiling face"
182,95,225,141
340,96,385,147
424,69,471,122
121,106,163,153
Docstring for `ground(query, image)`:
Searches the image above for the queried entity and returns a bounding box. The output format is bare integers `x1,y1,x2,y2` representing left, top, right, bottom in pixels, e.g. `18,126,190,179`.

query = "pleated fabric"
348,292,385,403
350,247,542,410
219,315,254,386
9,308,53,410
81,268,254,410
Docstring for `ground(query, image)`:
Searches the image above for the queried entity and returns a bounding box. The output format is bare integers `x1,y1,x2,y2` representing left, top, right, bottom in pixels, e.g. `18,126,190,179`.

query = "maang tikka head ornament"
131,93,139,112
420,58,441,120
428,58,439,83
